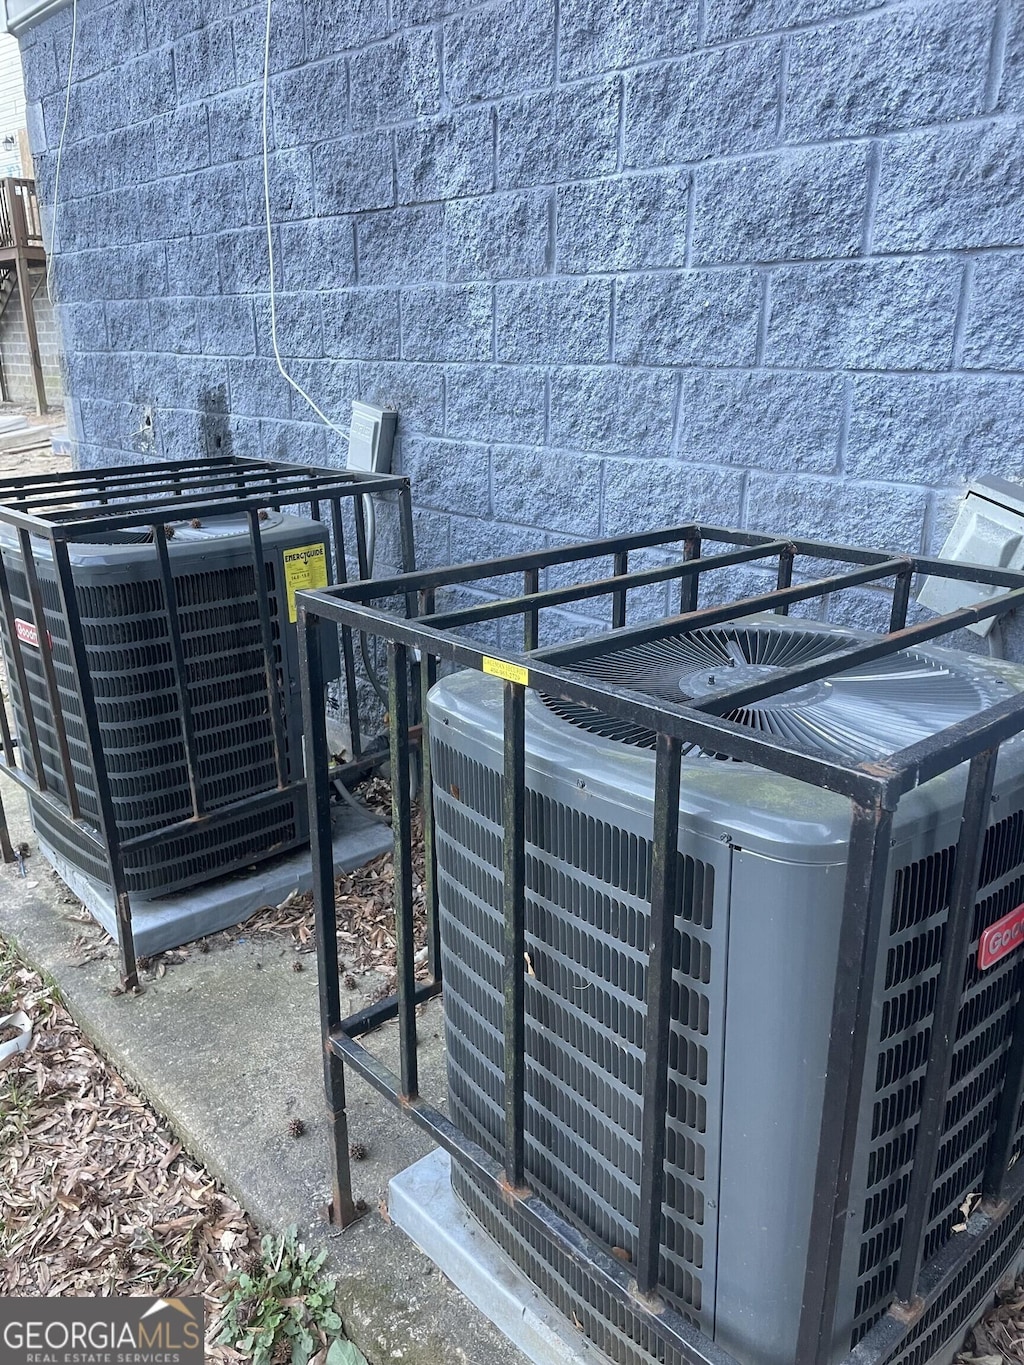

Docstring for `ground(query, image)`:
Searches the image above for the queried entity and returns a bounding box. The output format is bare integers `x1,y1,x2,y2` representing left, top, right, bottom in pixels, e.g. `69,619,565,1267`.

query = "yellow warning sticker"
283,542,329,623
482,655,530,686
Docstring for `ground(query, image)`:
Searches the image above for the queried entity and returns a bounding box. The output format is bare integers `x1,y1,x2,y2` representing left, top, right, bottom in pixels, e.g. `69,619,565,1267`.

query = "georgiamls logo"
0,1296,203,1363
978,903,1024,971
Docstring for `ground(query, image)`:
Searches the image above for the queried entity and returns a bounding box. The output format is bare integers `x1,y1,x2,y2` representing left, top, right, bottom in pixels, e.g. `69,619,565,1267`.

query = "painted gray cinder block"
846,375,1024,488
784,1,995,141
873,121,1024,253
692,144,871,265
1001,10,1024,113
446,191,550,281
254,293,324,360
276,218,354,291
150,298,202,355
677,371,845,474
306,0,389,60
272,58,348,150
17,0,1024,665
615,270,762,368
624,41,780,168
558,0,700,79
495,279,611,364
312,133,395,214
350,31,442,131
557,171,690,273
602,459,745,535
764,259,962,371
172,21,236,102
443,0,555,106
322,288,401,361
746,472,928,552
963,255,1024,371
199,296,255,357
492,447,603,536
399,436,492,517
401,284,493,363
157,104,210,174
704,0,877,43
358,205,446,285
209,88,261,166
497,80,619,191
549,365,678,456
396,110,493,205
358,361,445,435
446,364,546,444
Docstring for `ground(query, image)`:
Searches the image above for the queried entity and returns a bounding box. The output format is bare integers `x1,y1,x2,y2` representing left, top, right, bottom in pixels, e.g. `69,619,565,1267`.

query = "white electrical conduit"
262,0,390,711
47,0,78,302
262,0,349,445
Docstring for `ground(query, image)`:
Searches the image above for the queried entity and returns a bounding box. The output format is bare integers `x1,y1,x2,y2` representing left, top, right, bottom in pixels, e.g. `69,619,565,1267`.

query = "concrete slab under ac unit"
36,807,393,958
389,1148,611,1365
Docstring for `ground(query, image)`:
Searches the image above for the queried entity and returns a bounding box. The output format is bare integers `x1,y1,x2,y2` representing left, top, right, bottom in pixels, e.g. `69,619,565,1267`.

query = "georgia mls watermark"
0,1297,204,1365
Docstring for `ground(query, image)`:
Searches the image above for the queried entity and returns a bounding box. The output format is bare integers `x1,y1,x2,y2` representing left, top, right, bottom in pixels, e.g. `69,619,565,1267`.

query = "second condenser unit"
427,616,1024,1365
0,511,333,897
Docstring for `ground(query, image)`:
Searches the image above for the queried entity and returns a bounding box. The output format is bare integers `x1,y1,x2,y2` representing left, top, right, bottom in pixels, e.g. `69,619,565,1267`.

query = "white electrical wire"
261,0,348,443
46,0,78,302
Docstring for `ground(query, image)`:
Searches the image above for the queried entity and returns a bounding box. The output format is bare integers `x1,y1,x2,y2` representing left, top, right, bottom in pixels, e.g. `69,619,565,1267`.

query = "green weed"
218,1227,367,1365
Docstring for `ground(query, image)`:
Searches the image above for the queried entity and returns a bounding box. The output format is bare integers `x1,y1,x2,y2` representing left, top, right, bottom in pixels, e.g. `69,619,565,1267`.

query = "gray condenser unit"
427,617,1024,1365
0,512,329,897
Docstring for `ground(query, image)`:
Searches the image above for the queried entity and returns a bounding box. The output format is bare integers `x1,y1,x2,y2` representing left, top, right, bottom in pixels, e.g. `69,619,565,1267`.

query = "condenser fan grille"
541,624,992,763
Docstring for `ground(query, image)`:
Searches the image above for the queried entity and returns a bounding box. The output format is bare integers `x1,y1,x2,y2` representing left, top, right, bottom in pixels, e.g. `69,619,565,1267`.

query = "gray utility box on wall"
426,617,1024,1365
919,477,1024,636
0,512,336,898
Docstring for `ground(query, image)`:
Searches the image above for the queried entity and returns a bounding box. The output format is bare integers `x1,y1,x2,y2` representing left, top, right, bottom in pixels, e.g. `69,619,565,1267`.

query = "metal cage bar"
893,748,999,1306
635,729,683,1296
388,641,419,1101
298,520,1024,1365
502,679,527,1189
153,523,204,820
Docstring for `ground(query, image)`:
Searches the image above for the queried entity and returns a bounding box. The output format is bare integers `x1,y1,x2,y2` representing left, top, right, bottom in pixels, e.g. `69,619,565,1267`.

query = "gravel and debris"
0,937,260,1349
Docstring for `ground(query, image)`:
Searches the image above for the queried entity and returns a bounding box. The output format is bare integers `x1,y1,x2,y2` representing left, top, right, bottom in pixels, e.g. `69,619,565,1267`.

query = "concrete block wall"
0,264,63,405
14,0,1024,649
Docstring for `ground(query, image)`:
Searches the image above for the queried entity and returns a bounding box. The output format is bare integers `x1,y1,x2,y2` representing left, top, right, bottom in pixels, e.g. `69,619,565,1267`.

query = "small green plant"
218,1227,367,1365
0,935,19,1013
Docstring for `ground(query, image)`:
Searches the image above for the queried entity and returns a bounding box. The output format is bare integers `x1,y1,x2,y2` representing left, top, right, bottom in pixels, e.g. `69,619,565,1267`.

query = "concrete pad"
390,1150,608,1365
0,775,527,1365
37,808,393,957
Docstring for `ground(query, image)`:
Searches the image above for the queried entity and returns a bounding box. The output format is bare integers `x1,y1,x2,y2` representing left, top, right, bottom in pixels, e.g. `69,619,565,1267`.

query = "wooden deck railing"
0,178,43,253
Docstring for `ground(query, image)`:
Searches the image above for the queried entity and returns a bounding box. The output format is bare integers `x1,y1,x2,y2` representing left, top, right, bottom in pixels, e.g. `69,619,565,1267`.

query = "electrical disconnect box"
347,401,397,474
918,476,1024,635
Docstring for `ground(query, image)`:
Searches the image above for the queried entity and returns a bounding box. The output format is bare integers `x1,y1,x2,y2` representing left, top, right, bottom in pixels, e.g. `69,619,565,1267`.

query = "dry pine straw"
958,1277,1024,1364
0,945,260,1357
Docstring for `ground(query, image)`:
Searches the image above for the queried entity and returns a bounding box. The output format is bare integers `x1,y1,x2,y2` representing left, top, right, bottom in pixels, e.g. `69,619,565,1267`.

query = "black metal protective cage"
298,522,1024,1365
0,454,415,986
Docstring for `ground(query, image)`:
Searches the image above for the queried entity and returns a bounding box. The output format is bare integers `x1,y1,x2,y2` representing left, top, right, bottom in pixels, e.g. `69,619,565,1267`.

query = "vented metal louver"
543,624,990,761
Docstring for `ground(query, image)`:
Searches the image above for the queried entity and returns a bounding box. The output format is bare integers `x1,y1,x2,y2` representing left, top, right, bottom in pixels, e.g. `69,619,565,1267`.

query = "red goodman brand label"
978,903,1024,971
14,618,49,649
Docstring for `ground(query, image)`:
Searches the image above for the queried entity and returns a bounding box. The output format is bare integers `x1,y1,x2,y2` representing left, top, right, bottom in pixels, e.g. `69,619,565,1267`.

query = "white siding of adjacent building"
0,33,24,176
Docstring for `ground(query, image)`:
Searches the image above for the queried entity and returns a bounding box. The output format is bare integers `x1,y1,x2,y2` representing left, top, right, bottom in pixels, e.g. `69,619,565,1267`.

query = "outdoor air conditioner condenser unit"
426,617,1024,1365
0,511,335,898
